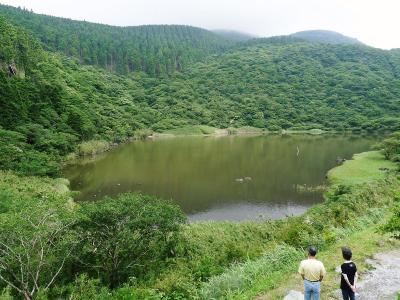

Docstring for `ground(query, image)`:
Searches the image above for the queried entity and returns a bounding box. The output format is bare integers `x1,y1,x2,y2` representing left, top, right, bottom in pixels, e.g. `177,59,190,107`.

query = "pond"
64,134,376,221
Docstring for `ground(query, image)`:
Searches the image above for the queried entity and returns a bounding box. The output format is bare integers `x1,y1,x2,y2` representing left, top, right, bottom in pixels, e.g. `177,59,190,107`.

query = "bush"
0,128,61,176
72,193,186,288
0,172,77,299
379,132,400,162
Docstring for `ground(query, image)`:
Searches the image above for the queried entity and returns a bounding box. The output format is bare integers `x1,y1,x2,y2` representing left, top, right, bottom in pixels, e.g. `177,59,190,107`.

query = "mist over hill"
212,29,256,42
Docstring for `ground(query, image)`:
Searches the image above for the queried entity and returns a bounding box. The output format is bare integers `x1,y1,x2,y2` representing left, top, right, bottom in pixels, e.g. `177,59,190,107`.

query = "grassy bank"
327,151,397,185
162,125,218,136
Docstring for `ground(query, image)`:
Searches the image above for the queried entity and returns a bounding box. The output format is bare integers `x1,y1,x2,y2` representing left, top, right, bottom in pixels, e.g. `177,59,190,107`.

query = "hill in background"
291,30,363,45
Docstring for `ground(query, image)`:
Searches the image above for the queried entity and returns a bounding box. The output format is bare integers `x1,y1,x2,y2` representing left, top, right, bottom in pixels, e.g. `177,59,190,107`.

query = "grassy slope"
162,125,218,135
234,151,400,300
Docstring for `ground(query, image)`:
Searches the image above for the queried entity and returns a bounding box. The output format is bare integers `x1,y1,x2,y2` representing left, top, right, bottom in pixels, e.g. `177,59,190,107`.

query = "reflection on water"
64,135,375,221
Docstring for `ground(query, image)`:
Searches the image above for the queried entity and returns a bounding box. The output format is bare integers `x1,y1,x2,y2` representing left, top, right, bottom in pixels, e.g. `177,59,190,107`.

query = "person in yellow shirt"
298,246,326,300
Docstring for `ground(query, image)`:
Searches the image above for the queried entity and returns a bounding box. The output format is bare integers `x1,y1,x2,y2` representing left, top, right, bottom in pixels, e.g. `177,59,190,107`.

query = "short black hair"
342,247,352,260
308,246,317,256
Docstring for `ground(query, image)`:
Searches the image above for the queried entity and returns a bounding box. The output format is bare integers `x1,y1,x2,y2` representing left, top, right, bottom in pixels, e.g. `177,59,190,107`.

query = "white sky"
0,0,399,49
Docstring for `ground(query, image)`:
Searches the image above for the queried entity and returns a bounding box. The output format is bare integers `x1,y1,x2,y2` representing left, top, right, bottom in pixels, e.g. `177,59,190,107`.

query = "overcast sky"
1,0,399,49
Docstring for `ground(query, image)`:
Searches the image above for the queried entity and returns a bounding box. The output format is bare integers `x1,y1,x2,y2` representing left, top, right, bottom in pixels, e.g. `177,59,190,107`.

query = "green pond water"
64,135,376,221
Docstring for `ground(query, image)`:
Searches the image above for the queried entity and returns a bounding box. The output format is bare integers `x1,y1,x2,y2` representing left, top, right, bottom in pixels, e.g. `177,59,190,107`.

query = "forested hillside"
1,10,400,177
169,41,400,131
0,4,232,75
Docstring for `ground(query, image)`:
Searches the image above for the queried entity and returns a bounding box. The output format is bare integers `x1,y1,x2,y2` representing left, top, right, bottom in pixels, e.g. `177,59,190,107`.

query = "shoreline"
64,126,375,167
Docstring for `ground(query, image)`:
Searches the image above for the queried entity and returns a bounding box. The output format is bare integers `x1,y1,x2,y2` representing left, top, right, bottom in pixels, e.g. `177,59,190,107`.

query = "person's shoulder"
349,262,357,269
299,259,307,265
316,259,325,266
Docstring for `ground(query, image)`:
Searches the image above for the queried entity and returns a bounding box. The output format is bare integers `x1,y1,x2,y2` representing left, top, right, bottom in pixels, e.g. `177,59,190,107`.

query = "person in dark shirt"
340,247,358,300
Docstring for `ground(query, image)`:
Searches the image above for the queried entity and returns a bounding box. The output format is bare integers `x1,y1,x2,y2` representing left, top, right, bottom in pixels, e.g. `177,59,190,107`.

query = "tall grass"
77,140,111,156
199,245,302,299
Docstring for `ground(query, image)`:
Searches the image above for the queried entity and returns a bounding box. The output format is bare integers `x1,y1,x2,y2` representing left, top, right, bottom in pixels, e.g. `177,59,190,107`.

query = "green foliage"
379,131,400,162
0,128,64,176
0,173,186,299
381,192,400,239
0,171,76,299
72,193,186,288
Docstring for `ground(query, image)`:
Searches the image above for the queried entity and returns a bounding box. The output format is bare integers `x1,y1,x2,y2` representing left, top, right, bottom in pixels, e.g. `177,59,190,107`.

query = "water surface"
64,135,375,221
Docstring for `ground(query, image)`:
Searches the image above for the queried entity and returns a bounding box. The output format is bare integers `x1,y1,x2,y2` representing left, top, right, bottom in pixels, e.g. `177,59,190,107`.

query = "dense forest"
1,5,400,299
0,4,233,76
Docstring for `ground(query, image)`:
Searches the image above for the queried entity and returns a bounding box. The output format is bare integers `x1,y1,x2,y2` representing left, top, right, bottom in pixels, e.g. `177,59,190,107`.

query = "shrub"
0,172,77,299
379,132,400,162
381,192,400,239
72,193,186,288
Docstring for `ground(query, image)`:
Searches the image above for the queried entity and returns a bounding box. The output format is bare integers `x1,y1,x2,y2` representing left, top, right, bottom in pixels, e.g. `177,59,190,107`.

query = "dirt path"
355,249,400,300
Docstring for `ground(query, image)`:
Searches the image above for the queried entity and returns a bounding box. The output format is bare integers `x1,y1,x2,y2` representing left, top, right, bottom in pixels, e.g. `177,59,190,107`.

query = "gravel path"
355,249,400,300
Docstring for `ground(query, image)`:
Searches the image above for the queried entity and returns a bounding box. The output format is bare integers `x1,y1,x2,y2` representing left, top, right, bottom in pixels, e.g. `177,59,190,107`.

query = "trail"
355,249,400,300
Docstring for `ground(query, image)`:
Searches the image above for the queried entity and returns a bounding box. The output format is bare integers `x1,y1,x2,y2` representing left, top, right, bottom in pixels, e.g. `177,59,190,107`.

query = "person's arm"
342,273,353,289
298,262,305,280
353,272,358,290
319,263,326,281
